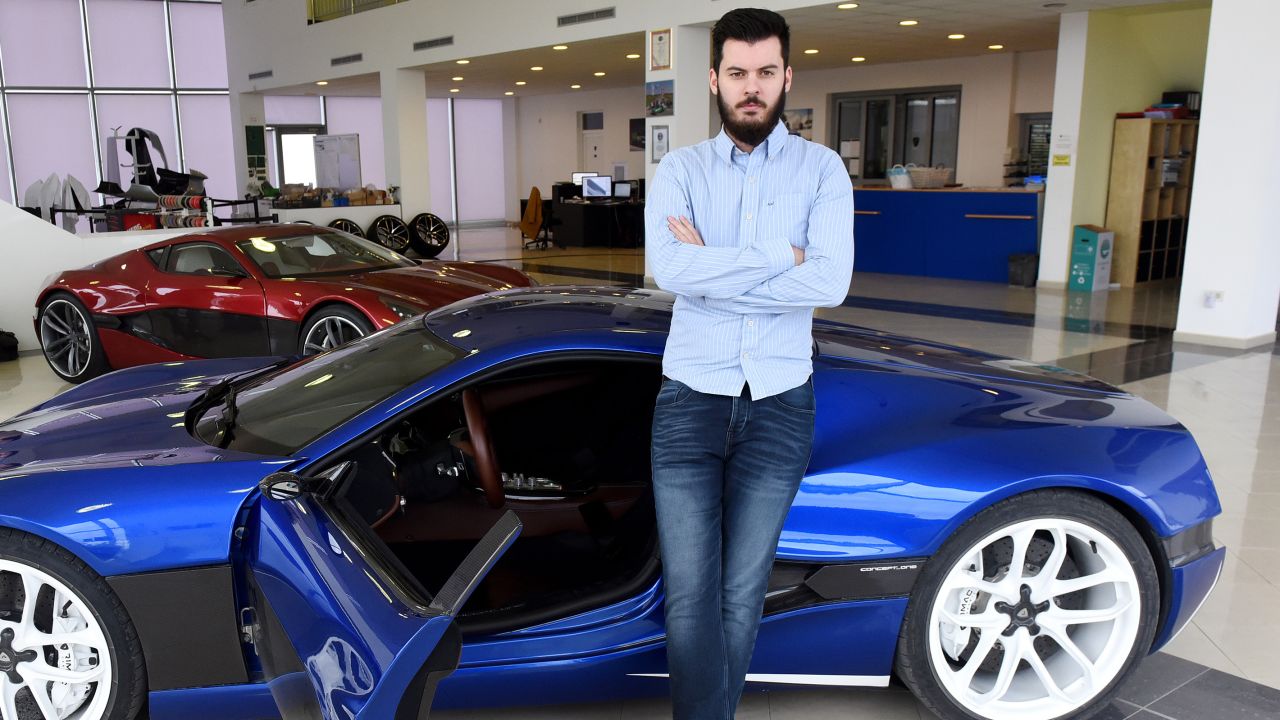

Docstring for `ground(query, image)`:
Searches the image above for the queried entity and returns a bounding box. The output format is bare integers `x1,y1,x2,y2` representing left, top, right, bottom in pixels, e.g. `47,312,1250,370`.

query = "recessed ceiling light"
449,88,460,93
456,59,470,65
515,81,527,86
315,81,328,86
837,3,859,8
988,44,1005,50
451,76,464,81
531,66,544,71
899,19,919,26
505,91,515,96
626,53,641,59
851,56,867,62
948,34,965,40
804,49,819,55
552,45,569,50
570,84,581,89
594,71,606,76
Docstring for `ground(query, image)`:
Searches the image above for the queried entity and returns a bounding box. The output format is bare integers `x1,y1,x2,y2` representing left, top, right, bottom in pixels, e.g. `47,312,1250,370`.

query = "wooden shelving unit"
1104,118,1198,287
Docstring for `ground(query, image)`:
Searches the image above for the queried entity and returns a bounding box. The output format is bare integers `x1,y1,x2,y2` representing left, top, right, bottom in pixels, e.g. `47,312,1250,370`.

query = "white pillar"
1038,12,1089,288
380,69,430,218
644,25,713,283
1174,0,1280,349
229,91,266,199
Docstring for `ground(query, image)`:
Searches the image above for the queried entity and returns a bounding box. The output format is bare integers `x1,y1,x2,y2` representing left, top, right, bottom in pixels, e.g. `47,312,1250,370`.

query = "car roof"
140,223,323,251
425,286,674,352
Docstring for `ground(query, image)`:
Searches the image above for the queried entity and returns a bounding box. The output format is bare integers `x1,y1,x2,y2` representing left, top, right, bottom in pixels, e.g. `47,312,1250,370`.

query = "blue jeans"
650,377,815,720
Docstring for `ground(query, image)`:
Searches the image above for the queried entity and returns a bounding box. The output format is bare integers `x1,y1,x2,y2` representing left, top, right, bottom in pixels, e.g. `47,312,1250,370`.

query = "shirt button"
749,176,757,183
746,213,753,221
742,352,750,359
747,320,754,327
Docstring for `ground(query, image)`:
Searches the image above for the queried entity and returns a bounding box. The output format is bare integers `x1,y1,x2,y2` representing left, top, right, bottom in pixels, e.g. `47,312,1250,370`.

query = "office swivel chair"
520,188,557,250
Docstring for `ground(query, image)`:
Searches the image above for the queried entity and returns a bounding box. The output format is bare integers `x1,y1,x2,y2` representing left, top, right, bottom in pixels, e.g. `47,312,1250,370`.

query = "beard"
717,88,787,149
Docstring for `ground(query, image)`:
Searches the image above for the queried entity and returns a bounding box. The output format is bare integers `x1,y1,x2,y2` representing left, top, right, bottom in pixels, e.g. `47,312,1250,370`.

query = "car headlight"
380,297,425,320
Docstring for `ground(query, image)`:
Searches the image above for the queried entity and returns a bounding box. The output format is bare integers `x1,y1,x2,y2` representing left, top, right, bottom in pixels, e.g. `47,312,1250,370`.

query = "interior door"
245,464,522,720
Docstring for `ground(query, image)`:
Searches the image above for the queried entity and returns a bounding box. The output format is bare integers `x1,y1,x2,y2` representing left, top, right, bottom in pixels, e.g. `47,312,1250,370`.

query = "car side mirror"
258,471,323,501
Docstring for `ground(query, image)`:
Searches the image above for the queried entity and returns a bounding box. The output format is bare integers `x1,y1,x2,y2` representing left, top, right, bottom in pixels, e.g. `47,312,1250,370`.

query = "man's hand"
792,246,804,266
667,215,704,246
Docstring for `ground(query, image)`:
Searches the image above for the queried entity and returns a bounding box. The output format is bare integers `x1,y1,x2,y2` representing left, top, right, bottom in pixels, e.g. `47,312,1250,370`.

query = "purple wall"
325,96,385,189
454,99,506,222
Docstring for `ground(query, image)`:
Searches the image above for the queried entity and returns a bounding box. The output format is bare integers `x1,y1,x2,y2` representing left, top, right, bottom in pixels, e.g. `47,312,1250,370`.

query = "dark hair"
711,8,791,72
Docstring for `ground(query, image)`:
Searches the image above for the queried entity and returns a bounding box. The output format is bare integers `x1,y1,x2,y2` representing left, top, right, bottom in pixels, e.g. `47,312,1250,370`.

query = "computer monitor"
582,175,612,198
571,171,598,185
613,182,632,198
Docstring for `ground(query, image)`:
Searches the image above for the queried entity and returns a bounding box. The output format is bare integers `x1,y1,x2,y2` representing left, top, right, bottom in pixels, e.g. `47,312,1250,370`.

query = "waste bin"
1008,253,1039,287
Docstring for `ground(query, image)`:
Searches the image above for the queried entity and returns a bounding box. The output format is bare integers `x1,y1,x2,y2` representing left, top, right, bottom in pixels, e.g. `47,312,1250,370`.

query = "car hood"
312,263,526,308
0,358,279,479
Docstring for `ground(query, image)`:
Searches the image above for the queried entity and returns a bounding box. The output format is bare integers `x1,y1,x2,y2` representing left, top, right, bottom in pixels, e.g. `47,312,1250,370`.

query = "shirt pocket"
762,193,811,247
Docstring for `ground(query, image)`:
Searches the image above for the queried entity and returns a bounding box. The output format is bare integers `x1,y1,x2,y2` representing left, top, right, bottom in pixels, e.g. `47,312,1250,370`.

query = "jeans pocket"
772,378,816,413
655,379,694,408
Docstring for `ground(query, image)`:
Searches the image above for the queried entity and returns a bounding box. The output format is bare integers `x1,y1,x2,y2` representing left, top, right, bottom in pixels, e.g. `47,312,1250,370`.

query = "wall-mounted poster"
650,29,671,71
651,125,669,164
630,118,646,150
782,108,814,140
646,80,673,117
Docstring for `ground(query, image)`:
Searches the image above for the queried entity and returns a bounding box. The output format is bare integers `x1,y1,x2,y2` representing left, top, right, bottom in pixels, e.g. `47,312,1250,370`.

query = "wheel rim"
0,559,112,720
413,213,450,249
39,300,93,379
372,217,410,252
328,219,364,237
927,518,1142,720
302,315,367,355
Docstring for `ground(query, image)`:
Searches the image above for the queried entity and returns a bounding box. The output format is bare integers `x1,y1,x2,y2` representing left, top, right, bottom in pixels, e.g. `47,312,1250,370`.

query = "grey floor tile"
1114,652,1210,706
1148,668,1280,719
767,686,923,720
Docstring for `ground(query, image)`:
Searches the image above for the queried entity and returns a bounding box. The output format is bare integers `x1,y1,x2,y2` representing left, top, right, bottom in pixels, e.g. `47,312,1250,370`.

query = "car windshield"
195,321,463,455
235,230,415,278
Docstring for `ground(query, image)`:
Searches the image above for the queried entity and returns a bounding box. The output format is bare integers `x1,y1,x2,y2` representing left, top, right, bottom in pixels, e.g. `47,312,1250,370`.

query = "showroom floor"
2,226,1278,719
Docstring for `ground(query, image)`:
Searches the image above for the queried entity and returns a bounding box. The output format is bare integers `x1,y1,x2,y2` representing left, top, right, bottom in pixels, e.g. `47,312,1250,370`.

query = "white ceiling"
267,0,1187,99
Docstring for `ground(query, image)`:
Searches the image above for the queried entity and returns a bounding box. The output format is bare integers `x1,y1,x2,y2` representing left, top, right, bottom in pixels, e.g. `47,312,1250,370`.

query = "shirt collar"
714,120,791,164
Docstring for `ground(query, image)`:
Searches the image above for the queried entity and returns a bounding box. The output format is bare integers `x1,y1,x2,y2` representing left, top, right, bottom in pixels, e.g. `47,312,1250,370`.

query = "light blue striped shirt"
646,120,855,400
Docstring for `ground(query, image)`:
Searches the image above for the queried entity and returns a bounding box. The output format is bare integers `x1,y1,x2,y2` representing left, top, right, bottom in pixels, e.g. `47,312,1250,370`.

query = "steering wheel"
459,388,505,508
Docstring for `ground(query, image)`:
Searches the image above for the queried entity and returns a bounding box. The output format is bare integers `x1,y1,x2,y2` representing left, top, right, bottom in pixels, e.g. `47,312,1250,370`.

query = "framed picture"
782,108,814,140
645,80,674,117
650,29,671,71
629,118,646,151
651,125,669,164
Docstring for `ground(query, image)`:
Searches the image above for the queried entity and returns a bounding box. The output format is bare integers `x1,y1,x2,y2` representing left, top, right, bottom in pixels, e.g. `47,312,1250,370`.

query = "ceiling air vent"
248,70,273,80
331,53,363,67
557,7,615,27
414,35,454,52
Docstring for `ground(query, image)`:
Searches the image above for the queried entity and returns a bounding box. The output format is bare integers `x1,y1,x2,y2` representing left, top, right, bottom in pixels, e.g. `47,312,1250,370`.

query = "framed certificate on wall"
650,29,671,71
651,125,669,164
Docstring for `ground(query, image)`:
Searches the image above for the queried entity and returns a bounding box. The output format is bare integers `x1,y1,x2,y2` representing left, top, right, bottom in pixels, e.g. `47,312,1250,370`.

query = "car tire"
299,305,374,356
368,215,412,253
895,490,1159,720
327,218,365,238
408,213,450,258
0,527,146,720
37,292,110,384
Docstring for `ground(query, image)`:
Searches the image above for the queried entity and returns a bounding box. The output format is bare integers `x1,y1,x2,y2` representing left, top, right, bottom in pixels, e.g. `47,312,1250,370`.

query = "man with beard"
644,7,854,719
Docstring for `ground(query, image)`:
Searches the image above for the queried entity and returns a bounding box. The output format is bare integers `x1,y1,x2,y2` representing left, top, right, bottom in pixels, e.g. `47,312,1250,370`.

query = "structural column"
229,91,266,199
380,68,431,218
1037,12,1089,288
1174,0,1280,348
643,24,713,282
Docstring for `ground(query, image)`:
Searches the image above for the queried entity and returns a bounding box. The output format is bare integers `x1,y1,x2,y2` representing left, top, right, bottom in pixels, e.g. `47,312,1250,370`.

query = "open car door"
244,463,522,720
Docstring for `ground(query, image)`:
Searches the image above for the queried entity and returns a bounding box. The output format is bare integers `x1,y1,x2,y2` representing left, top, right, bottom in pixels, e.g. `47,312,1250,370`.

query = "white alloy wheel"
0,558,113,720
926,518,1142,720
302,314,368,355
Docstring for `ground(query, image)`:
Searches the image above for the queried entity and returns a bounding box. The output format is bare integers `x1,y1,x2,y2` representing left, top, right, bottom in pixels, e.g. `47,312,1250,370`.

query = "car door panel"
247,475,521,720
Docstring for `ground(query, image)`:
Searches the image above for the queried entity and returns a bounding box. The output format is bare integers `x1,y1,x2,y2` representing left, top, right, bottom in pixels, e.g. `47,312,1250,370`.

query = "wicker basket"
906,165,954,189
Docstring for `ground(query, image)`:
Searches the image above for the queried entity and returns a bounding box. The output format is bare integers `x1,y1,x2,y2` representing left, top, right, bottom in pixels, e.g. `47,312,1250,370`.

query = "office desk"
554,200,644,248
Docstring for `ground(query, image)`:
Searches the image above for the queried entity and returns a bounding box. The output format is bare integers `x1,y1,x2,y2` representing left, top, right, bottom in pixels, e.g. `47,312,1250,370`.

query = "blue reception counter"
852,188,1043,283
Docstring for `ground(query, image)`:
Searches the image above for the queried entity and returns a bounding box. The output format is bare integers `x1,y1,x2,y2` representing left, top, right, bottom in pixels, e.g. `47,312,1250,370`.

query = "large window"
0,0,232,206
831,87,961,184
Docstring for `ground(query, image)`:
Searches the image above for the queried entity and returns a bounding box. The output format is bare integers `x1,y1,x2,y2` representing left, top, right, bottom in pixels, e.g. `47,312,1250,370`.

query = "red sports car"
34,223,534,383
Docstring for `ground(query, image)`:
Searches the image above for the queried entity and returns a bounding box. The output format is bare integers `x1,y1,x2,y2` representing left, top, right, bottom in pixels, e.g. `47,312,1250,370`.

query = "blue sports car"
0,287,1224,720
